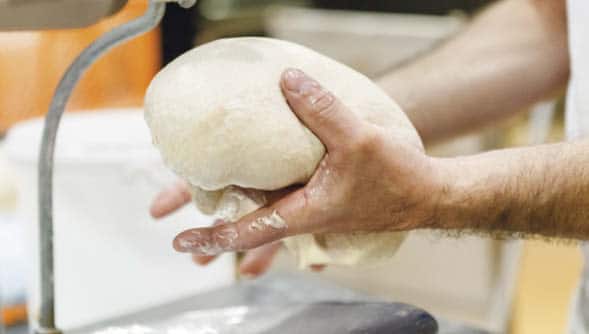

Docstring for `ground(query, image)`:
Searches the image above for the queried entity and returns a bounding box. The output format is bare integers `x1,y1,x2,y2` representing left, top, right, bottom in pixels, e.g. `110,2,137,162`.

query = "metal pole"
35,2,172,333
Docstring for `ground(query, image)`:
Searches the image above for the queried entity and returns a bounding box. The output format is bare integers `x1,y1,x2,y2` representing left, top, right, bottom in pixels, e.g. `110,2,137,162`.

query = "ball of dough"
144,37,422,267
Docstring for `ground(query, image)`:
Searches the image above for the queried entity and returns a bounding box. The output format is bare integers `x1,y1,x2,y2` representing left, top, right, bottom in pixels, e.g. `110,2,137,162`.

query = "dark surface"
258,302,438,334
311,0,492,15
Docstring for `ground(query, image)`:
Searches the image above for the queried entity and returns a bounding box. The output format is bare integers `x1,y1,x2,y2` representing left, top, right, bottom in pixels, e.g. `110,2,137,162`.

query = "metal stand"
35,1,196,333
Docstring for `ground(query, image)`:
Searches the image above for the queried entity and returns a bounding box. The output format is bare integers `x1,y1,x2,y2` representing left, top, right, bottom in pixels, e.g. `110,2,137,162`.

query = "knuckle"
310,90,338,119
288,189,318,235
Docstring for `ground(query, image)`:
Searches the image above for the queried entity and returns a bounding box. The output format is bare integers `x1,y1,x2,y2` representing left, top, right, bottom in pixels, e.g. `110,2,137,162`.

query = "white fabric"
565,0,589,332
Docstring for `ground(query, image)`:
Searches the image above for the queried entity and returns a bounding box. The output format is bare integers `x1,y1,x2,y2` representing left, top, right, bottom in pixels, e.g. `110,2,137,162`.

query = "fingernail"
283,68,305,92
282,69,330,110
299,80,320,96
176,237,200,252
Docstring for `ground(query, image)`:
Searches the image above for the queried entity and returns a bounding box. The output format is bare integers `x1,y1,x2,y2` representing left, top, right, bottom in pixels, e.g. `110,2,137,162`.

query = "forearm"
379,0,569,144
435,140,589,239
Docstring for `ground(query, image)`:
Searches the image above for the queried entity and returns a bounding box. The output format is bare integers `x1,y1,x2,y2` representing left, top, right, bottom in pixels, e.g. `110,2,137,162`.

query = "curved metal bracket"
35,1,178,333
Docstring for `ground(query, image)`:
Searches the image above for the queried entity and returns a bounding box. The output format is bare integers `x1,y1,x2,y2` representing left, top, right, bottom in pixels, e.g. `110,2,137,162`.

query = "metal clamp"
36,1,196,333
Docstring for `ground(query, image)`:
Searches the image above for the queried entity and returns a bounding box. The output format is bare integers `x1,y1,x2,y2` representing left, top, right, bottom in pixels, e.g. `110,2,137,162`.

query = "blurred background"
0,1,580,333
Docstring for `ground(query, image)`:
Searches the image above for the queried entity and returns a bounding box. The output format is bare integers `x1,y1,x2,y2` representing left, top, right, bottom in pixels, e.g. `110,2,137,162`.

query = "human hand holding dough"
146,37,440,269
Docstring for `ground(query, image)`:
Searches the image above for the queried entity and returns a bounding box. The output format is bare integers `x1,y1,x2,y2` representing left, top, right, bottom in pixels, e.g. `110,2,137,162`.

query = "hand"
152,68,447,275
150,181,324,276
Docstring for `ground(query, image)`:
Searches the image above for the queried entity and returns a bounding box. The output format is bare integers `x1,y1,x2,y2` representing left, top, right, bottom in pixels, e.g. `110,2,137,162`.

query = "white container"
3,110,235,330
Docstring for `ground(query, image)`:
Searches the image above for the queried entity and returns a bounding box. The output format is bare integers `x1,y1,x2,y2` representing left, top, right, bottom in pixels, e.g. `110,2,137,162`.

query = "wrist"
426,156,481,231
429,152,522,233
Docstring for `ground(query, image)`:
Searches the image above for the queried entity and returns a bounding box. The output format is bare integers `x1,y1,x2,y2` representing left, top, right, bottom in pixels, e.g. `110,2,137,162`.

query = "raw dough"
144,37,423,267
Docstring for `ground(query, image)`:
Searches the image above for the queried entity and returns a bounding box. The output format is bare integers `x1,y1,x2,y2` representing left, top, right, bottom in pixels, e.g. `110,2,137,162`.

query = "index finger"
173,188,317,255
189,189,292,266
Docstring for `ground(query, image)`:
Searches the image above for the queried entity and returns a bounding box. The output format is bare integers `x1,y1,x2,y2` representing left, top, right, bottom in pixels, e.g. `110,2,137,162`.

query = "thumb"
280,68,362,150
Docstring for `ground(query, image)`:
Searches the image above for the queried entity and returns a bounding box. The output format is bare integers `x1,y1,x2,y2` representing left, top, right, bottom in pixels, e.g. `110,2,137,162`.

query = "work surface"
64,273,484,334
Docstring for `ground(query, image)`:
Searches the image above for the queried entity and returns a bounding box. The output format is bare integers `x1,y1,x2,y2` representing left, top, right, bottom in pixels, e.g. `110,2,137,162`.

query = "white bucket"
3,109,235,330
